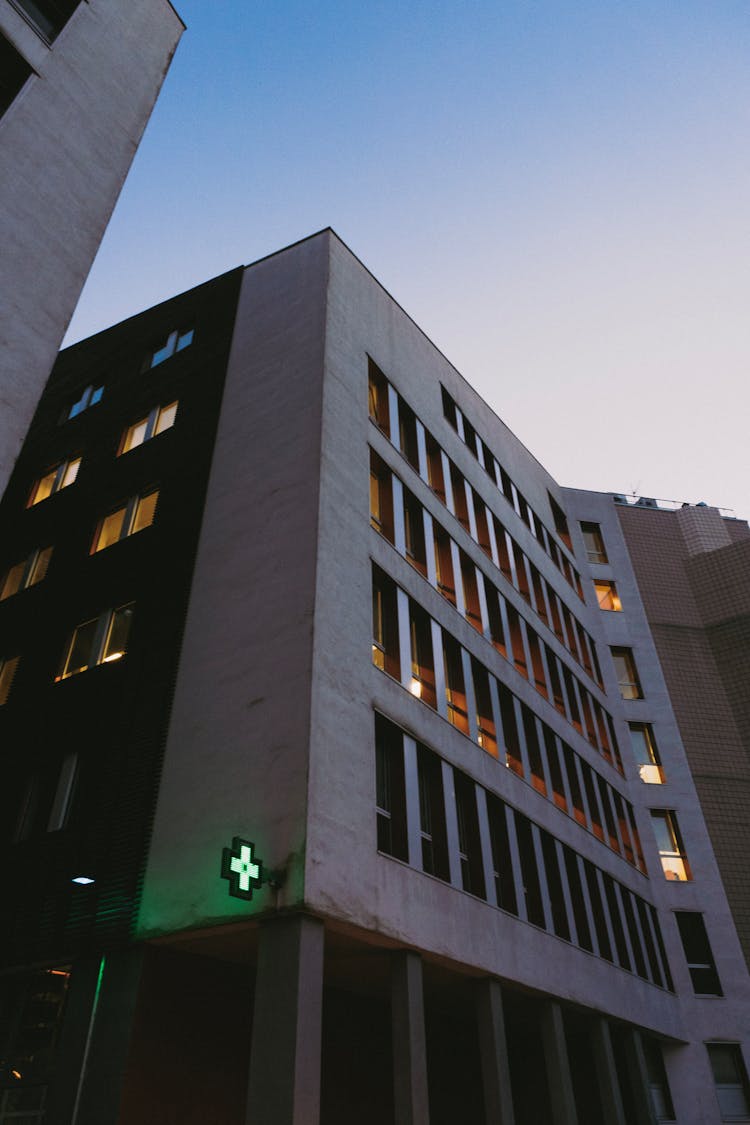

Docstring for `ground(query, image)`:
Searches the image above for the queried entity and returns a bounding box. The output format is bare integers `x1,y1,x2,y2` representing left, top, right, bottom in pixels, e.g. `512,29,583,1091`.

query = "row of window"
375,713,669,987
372,565,645,871
438,383,584,594
371,449,603,692
25,400,176,509
368,363,586,608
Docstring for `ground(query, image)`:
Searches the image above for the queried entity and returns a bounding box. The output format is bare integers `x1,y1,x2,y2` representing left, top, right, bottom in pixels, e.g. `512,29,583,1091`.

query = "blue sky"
67,1,750,517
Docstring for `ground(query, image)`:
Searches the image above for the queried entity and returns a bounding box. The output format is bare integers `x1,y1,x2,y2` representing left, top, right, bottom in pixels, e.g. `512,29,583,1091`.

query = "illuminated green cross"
221,836,264,901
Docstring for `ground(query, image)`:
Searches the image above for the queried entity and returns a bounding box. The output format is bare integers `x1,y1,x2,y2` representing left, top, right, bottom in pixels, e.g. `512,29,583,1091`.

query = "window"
119,401,177,454
371,566,400,679
486,795,518,914
675,913,722,995
398,398,420,471
10,0,82,42
0,32,32,117
27,458,81,506
47,753,79,832
0,547,52,600
56,605,134,680
67,384,103,420
549,493,573,552
594,579,622,611
580,521,608,564
454,771,485,898
472,659,498,757
443,635,469,733
642,1037,676,1121
368,360,390,434
707,1044,750,1120
374,715,407,861
650,810,691,881
91,491,158,553
611,646,643,699
417,745,450,881
145,327,194,369
369,450,394,542
0,656,20,705
403,489,427,576
629,723,665,783
409,603,436,708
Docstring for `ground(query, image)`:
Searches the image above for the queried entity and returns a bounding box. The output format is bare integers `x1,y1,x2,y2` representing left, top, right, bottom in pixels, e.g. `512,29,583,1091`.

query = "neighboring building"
1,230,749,1125
0,0,184,498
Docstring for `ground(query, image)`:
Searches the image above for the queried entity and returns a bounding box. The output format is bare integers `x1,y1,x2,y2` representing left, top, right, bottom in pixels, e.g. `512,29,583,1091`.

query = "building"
1,229,749,1125
0,0,184,498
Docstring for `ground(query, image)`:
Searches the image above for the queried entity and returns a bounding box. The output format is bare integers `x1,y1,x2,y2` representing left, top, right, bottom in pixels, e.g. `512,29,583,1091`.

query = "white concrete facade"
0,0,183,495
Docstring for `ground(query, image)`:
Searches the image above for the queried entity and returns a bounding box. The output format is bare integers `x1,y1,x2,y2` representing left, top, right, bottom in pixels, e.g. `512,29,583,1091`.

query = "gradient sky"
66,1,750,518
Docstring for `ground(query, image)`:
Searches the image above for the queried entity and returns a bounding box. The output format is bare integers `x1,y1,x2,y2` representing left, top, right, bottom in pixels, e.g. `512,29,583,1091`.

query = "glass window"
11,0,82,41
119,402,177,454
594,579,622,611
27,458,81,506
580,521,608,564
629,722,665,783
675,912,722,995
650,810,691,882
0,656,20,705
146,328,194,368
67,384,103,419
374,714,407,861
56,606,134,681
369,450,394,541
371,565,400,679
707,1044,750,1120
91,491,159,553
611,646,643,699
47,754,79,832
368,360,390,433
642,1037,676,1122
454,771,485,898
0,547,52,600
417,745,450,881
0,31,33,117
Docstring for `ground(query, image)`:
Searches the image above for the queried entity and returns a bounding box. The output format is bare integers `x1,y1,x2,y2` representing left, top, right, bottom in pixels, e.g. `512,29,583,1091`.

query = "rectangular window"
1,547,52,600
562,845,592,952
540,831,570,941
594,579,622,611
146,327,194,369
492,518,513,583
472,658,498,757
374,714,408,862
629,722,665,783
443,635,469,734
512,542,531,604
484,583,507,658
403,489,427,576
472,492,493,559
460,554,483,632
67,384,103,420
56,605,134,681
526,629,548,698
417,745,450,881
583,861,613,962
441,385,458,429
580,521,608,564
497,683,524,777
425,432,446,501
27,458,81,506
562,743,587,827
409,603,436,708
675,912,722,995
398,398,420,471
549,494,573,552
707,1044,750,1120
47,753,79,833
486,794,518,914
505,604,528,679
119,402,177,454
611,646,643,700
0,31,32,117
10,0,82,41
514,813,545,928
371,566,400,679
650,810,691,882
642,1038,676,1122
0,656,20,705
521,704,547,797
454,771,486,898
369,450,394,542
368,359,390,433
91,491,159,553
433,525,457,606
544,728,567,813
449,464,470,532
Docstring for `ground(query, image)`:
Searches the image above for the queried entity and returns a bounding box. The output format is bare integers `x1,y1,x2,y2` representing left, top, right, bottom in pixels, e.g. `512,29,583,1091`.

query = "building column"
391,950,430,1125
590,1017,626,1125
475,979,515,1125
622,1028,657,1125
246,913,325,1125
540,1001,579,1125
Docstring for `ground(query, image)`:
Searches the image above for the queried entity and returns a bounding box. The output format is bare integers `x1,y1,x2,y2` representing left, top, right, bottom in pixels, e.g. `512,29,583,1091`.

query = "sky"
66,1,750,519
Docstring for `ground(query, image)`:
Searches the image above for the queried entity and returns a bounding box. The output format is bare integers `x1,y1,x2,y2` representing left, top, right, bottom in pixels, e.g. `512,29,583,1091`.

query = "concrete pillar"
246,913,325,1125
475,979,515,1125
590,1017,626,1125
622,1028,657,1125
540,1001,579,1125
391,951,430,1125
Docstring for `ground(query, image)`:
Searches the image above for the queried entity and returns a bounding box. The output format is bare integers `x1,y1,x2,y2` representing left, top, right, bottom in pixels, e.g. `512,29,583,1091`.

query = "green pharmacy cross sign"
221,836,264,901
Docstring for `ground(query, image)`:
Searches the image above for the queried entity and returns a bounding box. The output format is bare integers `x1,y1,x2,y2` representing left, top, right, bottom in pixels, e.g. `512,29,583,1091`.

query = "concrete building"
0,0,184,497
1,230,749,1124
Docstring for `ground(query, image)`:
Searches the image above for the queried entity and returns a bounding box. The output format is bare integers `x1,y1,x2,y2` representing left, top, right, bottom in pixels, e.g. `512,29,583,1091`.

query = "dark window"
409,602,437,709
460,554,483,632
540,830,570,940
443,635,469,734
707,1044,750,1120
562,845,592,951
596,776,621,854
505,603,528,679
514,813,545,928
549,494,573,552
454,771,486,898
642,1038,676,1121
403,489,427,576
472,491,493,558
417,745,450,881
0,656,20,705
374,715,408,862
582,767,605,842
433,525,457,605
637,897,666,989
449,463,470,532
621,888,648,979
472,658,498,758
398,397,420,471
580,521,608,564
512,541,531,603
368,359,390,433
462,416,478,459
0,32,32,116
543,727,567,812
10,0,82,41
425,432,446,501
675,913,722,995
526,629,548,698
602,875,631,970
371,565,400,679
562,743,586,827
545,646,566,716
369,450,394,542
497,683,524,778
583,861,612,961
484,583,507,657
492,517,513,582
486,795,518,914
521,705,547,797
441,385,458,429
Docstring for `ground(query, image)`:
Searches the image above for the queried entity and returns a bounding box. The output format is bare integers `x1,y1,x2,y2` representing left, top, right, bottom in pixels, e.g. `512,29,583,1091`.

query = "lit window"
629,722,665,783
56,605,134,680
371,565,400,679
0,547,52,600
119,402,177,454
594,579,622,611
675,912,722,995
0,656,20,704
146,327,194,369
0,32,33,117
368,359,390,433
707,1044,750,1121
650,810,691,882
27,457,81,506
67,384,103,419
10,0,82,42
611,646,643,699
580,521,608,564
91,491,158,553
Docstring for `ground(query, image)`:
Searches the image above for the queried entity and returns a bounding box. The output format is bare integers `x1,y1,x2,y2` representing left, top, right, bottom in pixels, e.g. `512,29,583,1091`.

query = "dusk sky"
66,1,750,518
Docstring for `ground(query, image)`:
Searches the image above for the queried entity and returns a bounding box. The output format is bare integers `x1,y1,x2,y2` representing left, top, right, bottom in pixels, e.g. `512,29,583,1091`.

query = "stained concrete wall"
0,0,183,495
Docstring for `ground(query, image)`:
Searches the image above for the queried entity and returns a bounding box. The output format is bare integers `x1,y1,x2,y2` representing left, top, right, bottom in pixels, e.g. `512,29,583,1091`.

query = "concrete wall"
0,0,183,495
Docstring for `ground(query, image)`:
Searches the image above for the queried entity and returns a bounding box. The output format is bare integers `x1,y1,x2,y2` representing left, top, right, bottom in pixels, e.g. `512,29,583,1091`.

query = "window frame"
66,383,103,420
144,327,194,370
91,490,159,553
56,604,134,681
650,809,692,882
611,646,643,700
0,547,52,601
118,402,177,455
0,656,20,705
27,457,81,506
